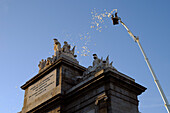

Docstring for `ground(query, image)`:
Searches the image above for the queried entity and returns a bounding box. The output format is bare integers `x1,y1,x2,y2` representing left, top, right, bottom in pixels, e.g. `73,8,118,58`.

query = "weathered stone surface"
20,40,146,113
20,62,146,113
20,56,86,113
27,70,56,104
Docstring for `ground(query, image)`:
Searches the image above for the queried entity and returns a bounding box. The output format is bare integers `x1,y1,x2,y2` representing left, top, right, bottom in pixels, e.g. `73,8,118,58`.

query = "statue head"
53,39,59,44
64,41,68,45
93,54,98,59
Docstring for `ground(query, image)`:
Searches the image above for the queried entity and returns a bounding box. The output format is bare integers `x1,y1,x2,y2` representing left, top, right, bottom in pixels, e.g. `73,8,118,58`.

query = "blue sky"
0,0,170,113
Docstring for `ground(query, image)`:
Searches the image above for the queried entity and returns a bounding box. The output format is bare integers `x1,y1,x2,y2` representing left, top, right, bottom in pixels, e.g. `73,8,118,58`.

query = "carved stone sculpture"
46,57,52,67
71,46,75,55
38,59,46,72
83,54,117,76
62,41,70,53
52,55,57,63
38,39,77,73
93,54,101,68
54,39,61,58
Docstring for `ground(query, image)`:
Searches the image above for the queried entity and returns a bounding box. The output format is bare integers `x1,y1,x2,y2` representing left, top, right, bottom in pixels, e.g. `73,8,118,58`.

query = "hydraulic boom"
111,13,170,113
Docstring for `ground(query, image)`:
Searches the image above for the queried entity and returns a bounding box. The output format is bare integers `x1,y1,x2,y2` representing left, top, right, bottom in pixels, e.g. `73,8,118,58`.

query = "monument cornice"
66,68,146,98
25,68,146,112
106,70,147,95
21,56,86,90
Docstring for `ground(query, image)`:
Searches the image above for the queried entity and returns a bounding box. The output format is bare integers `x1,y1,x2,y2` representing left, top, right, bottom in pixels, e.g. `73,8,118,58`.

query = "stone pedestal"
61,68,146,113
20,57,146,113
20,56,86,113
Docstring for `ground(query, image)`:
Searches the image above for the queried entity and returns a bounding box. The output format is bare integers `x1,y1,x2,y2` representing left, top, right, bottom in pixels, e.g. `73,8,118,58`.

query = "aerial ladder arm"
111,13,170,113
